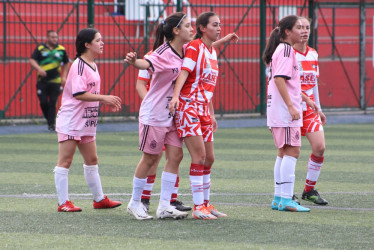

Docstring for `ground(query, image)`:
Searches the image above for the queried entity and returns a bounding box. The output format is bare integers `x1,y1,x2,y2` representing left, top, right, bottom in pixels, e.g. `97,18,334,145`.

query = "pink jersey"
139,42,185,127
267,42,302,127
56,57,101,136
179,39,218,116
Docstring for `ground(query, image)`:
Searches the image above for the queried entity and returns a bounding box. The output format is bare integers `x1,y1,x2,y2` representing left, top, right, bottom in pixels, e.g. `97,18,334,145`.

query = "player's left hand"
211,116,218,132
319,111,327,125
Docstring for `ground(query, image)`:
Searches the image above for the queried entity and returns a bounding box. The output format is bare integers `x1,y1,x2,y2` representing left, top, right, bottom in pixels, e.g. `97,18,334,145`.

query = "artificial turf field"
0,123,373,249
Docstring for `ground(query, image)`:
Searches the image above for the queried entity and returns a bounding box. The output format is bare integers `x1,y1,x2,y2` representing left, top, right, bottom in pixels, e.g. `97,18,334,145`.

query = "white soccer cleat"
156,205,188,220
127,201,153,220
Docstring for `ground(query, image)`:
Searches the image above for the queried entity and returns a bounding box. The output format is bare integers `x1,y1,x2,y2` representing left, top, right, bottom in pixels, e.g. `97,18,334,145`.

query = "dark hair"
194,12,217,39
47,30,57,36
75,28,99,58
153,12,186,51
262,15,299,64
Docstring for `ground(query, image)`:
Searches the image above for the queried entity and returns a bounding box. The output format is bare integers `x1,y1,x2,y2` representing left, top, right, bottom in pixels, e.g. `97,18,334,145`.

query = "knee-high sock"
159,171,177,209
280,155,297,199
190,163,204,206
130,176,147,206
54,166,69,206
203,165,211,205
274,156,283,197
305,154,324,192
171,176,179,202
83,164,104,202
141,175,156,200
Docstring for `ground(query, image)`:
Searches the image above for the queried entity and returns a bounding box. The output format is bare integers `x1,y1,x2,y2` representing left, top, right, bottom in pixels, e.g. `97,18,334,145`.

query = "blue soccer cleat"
271,196,281,210
278,198,310,212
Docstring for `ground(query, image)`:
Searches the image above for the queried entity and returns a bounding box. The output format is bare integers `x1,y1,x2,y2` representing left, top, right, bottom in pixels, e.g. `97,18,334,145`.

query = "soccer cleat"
141,198,150,212
271,196,281,210
302,189,328,205
278,198,310,212
206,203,227,218
127,201,153,220
93,196,122,209
58,200,82,212
292,194,300,205
170,200,192,211
192,205,217,220
156,205,188,220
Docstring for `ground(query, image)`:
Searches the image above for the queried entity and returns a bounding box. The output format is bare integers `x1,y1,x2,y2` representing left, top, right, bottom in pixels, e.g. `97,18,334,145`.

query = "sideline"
0,111,374,135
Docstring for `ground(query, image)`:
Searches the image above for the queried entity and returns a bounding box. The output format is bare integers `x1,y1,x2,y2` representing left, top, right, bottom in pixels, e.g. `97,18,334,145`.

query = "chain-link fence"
0,0,373,120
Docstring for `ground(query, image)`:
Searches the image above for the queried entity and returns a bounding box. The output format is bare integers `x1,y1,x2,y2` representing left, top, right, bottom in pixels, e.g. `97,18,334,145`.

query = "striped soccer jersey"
180,39,219,116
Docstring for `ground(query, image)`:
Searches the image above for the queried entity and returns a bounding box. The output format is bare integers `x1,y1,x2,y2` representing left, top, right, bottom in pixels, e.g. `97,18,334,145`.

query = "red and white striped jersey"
295,46,319,95
180,39,218,108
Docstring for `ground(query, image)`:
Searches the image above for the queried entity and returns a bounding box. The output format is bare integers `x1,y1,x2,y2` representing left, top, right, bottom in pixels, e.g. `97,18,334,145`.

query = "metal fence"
0,0,373,120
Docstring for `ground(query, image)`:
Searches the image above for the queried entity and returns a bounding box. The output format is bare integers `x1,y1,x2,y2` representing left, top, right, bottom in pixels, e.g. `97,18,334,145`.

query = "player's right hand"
168,96,179,114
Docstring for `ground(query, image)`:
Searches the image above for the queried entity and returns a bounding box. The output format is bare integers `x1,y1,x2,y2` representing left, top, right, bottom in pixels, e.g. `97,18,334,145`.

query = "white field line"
1,192,374,212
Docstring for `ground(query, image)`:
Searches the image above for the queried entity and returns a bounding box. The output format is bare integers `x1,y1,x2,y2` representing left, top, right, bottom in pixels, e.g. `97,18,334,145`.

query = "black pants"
36,81,61,127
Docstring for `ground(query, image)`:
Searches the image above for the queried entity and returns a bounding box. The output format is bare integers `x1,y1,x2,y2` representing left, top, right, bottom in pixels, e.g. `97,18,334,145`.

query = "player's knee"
85,156,98,165
313,144,325,157
205,155,215,166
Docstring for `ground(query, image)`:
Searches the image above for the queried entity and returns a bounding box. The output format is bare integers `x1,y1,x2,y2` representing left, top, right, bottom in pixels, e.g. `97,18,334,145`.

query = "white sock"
159,172,177,209
54,166,69,206
190,164,204,206
274,156,283,197
203,172,211,202
130,176,147,206
83,164,104,202
280,155,297,199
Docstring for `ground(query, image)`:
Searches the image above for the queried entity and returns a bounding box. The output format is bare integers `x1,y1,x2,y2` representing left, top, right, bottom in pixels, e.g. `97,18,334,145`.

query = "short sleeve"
145,51,168,74
70,61,88,96
273,47,293,80
31,46,41,61
62,50,69,64
182,42,199,73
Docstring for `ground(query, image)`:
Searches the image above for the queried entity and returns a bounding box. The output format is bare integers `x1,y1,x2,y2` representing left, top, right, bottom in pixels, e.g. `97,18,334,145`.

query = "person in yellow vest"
30,30,70,131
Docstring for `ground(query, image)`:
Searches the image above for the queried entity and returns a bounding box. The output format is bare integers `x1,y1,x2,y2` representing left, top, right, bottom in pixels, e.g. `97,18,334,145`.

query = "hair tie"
161,20,165,25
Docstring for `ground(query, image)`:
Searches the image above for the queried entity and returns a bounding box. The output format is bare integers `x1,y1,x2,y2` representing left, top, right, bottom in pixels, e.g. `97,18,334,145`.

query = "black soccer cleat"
171,200,192,211
141,198,150,211
302,189,328,205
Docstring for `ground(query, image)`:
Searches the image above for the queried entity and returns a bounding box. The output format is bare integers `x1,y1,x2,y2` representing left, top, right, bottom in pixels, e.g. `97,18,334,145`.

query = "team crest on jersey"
55,52,60,58
150,140,157,149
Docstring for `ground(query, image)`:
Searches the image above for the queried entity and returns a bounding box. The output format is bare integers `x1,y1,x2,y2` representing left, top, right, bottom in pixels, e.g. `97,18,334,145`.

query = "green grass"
0,123,373,249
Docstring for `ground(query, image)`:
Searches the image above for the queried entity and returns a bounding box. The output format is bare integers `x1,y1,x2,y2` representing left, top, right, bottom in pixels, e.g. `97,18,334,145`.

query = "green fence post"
359,0,366,110
145,3,150,53
308,0,314,48
259,0,266,115
176,0,182,12
87,0,94,26
3,0,6,61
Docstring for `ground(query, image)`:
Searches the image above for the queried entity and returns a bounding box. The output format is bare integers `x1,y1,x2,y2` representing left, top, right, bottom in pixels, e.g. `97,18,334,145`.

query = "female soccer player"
293,17,328,205
262,15,311,212
169,12,238,220
137,51,191,213
54,28,122,212
125,12,194,220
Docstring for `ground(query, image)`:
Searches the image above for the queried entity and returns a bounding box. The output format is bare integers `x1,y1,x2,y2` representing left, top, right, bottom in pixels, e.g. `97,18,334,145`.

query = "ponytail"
262,27,280,64
152,12,186,51
153,22,165,51
262,15,299,65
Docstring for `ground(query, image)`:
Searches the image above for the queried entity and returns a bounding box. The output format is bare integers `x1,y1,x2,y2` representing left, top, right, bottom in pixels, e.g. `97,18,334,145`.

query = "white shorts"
139,123,183,155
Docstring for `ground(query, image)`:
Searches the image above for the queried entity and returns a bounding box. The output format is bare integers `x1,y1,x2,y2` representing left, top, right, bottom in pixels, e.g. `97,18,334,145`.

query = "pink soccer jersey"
56,57,101,136
139,42,185,127
267,42,302,128
180,39,218,116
